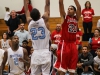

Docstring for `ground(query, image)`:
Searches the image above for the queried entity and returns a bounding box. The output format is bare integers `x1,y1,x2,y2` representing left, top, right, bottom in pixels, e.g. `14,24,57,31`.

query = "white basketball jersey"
0,49,4,66
1,39,10,50
7,47,25,75
28,18,50,50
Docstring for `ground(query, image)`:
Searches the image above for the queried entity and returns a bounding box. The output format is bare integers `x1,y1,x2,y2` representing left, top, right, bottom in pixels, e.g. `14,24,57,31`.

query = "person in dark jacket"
7,10,20,37
77,46,93,75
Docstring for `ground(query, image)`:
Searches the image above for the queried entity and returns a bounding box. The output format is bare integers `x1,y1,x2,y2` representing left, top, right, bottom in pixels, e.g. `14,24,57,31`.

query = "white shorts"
31,62,51,75
31,49,51,65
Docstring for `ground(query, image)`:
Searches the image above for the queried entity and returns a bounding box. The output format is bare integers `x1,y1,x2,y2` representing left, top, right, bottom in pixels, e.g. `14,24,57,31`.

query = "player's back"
61,15,78,42
28,18,50,50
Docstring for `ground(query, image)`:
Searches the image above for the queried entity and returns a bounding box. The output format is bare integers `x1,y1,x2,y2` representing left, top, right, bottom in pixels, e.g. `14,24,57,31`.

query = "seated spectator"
4,7,10,25
22,40,31,56
51,24,62,44
0,32,11,51
77,46,93,75
76,28,83,53
94,48,100,75
14,23,31,46
16,0,33,23
88,29,100,57
7,10,20,37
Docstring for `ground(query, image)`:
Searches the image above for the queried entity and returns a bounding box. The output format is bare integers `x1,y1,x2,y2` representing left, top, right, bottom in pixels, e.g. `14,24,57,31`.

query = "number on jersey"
68,24,77,33
30,27,46,40
14,57,18,65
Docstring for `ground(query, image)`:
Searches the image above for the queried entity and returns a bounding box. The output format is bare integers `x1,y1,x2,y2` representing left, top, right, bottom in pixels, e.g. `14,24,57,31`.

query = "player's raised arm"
45,0,50,16
59,0,66,19
24,0,32,23
42,0,50,29
74,0,81,20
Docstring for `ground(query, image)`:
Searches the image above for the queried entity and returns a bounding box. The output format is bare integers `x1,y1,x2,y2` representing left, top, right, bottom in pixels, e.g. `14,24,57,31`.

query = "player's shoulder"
52,30,57,33
23,48,27,53
90,8,94,11
94,56,98,60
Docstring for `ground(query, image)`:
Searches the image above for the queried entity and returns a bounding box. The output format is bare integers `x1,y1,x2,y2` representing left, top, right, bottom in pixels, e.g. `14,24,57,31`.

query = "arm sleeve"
16,6,24,14
82,53,93,66
27,32,31,40
51,32,54,40
17,18,20,25
81,9,84,15
14,31,17,35
94,57,99,65
92,9,95,15
78,54,81,62
7,18,10,26
28,4,33,12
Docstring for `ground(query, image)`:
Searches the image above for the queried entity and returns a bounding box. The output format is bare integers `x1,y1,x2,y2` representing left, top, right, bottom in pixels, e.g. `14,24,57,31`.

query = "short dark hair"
5,7,10,11
30,8,40,21
96,48,100,51
11,35,18,40
22,40,28,44
70,5,76,12
82,46,88,50
29,0,31,4
94,29,100,32
85,1,91,9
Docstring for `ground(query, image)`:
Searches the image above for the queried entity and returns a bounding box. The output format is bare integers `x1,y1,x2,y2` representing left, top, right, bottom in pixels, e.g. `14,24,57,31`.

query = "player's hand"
8,29,11,33
19,58,25,62
77,63,82,68
13,30,17,33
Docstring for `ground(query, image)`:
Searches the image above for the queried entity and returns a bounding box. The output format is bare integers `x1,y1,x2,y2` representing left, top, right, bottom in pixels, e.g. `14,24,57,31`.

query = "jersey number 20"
30,27,46,40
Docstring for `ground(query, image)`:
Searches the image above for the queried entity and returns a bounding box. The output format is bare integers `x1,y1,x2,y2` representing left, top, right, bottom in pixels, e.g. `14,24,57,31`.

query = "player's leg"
31,64,42,75
42,62,51,75
54,42,62,70
68,43,78,75
59,42,70,71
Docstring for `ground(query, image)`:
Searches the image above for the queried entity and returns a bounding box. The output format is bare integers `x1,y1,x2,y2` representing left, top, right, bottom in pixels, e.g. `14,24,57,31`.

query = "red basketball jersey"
61,15,78,42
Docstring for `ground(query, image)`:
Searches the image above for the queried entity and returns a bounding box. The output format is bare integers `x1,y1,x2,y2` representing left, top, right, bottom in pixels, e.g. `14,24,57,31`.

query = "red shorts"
54,41,78,73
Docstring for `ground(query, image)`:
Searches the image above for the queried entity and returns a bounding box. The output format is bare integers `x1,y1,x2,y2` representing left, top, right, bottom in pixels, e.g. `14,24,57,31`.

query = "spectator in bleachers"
76,28,83,53
94,48,100,75
0,32,11,51
88,29,100,57
16,0,33,23
97,19,100,30
82,1,94,38
4,7,10,25
77,46,93,75
22,40,31,56
51,24,62,44
14,23,31,46
7,10,20,37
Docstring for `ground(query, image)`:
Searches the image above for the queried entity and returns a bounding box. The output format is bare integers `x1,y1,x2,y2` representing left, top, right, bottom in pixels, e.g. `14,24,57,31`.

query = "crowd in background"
0,0,100,75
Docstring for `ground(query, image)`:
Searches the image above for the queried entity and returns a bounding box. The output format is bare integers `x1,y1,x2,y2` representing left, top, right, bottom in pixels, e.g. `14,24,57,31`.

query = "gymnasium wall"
0,0,99,19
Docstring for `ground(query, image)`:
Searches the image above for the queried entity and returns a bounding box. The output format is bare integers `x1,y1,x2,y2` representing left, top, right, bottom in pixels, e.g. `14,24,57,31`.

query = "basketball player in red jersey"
54,0,81,75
